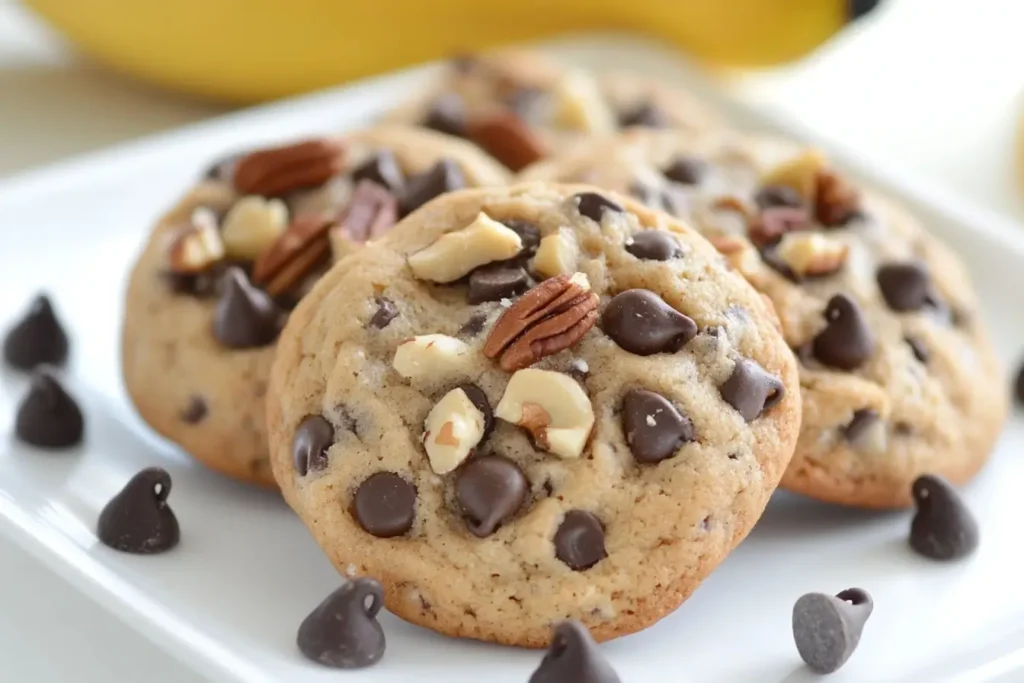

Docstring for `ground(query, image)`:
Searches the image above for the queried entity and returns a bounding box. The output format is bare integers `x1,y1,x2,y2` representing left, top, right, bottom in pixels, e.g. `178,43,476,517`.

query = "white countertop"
1,0,1022,680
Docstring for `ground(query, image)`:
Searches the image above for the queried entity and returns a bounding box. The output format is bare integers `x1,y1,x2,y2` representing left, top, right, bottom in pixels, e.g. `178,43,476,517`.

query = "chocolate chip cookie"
522,129,1007,508
265,183,801,645
122,126,510,486
385,50,720,171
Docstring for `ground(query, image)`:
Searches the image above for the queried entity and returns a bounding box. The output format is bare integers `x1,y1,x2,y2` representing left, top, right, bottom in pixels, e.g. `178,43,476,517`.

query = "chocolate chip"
601,289,697,355
575,192,623,223
503,219,541,258
97,467,179,554
876,262,937,312
180,396,207,424
3,294,69,371
467,265,528,304
400,159,465,216
843,409,879,442
353,472,416,538
625,231,681,261
1015,362,1024,406
297,578,386,669
423,93,467,137
719,358,785,422
529,620,621,683
618,100,667,128
792,588,873,674
554,510,607,571
459,312,488,338
755,185,804,209
455,455,527,537
662,155,706,185
293,415,334,476
457,383,494,440
621,389,693,463
812,294,875,370
15,370,84,448
351,150,405,194
910,474,979,560
212,267,281,349
368,297,398,329
906,336,929,363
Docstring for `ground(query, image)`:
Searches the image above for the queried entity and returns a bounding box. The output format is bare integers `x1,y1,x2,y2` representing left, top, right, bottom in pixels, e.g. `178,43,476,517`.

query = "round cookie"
522,129,1007,508
122,126,510,486
266,183,801,645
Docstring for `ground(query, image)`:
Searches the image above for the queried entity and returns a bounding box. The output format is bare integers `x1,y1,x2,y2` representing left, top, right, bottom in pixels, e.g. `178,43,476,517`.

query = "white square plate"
1,35,1023,683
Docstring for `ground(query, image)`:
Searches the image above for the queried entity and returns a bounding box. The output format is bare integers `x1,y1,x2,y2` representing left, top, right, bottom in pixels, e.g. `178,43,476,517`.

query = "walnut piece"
495,368,594,459
407,212,522,283
422,387,486,474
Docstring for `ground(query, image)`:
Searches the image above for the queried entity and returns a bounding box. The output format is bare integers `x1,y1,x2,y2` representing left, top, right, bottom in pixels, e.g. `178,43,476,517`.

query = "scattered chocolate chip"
293,415,334,476
457,383,494,440
1015,362,1024,406
876,262,937,312
423,93,467,137
601,289,697,356
621,389,693,463
575,192,623,223
906,336,929,363
755,185,804,209
351,150,405,194
353,472,416,538
97,467,179,554
505,86,545,120
625,231,682,261
368,297,398,329
458,312,488,338
503,219,541,259
812,294,875,370
529,620,621,683
618,100,667,128
662,155,706,185
297,578,386,669
555,510,607,571
467,265,529,303
843,409,879,443
400,159,465,216
180,396,207,424
455,455,527,537
910,474,979,560
212,267,281,349
15,370,84,448
792,588,873,674
719,358,785,422
3,294,69,371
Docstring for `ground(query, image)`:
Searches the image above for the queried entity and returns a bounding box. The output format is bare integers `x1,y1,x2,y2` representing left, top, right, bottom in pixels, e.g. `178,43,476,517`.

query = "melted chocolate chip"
467,265,529,303
755,185,804,209
621,389,693,463
719,358,785,422
529,620,621,683
353,472,416,538
910,474,979,560
212,267,281,349
792,588,873,674
601,290,697,355
575,192,623,223
625,231,682,261
458,312,488,338
618,100,667,128
876,262,936,312
15,370,84,448
3,294,69,371
503,219,541,259
812,294,875,370
906,336,929,364
843,409,880,443
180,396,207,424
97,467,179,554
368,297,398,329
457,383,494,440
297,578,386,669
423,93,467,137
662,155,706,185
554,510,607,571
455,455,527,537
400,159,465,216
293,415,334,476
351,150,405,194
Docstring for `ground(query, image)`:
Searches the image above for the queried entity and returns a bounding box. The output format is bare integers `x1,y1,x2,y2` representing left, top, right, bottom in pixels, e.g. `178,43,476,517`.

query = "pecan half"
483,272,599,372
466,112,548,171
251,213,334,297
233,138,346,197
747,206,811,246
815,169,861,226
333,180,399,244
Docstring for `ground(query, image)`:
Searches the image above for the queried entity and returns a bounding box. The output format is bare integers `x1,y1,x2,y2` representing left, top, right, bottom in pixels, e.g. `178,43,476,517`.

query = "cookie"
266,183,800,646
522,129,1007,508
122,126,509,486
385,50,720,171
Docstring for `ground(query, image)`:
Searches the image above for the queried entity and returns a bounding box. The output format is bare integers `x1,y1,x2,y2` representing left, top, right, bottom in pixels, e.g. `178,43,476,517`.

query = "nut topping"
532,230,579,278
251,213,334,296
167,209,224,274
233,138,346,197
466,112,548,172
393,334,473,382
495,368,595,459
775,232,849,278
747,206,810,246
422,387,486,474
761,148,827,201
407,212,522,283
220,196,289,261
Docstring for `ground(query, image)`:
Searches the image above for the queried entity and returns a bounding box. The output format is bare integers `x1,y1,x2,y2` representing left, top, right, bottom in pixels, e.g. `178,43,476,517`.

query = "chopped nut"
711,195,751,218
466,112,548,172
708,234,747,255
233,138,346,197
167,209,225,274
747,206,810,246
422,387,486,474
220,196,289,261
775,232,849,277
495,368,595,459
532,229,579,278
251,213,335,296
815,169,861,226
408,213,522,283
552,69,617,133
393,334,473,381
761,149,828,201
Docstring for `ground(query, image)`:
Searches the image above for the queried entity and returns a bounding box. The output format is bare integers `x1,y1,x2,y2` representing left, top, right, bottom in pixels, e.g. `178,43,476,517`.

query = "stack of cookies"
118,49,1008,662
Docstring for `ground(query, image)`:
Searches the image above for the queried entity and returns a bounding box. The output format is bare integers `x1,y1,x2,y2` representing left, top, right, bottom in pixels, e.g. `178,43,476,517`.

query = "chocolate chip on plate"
876,262,936,312
400,159,465,216
625,231,682,261
351,150,405,195
618,100,667,129
909,474,979,560
293,415,334,476
662,155,706,185
754,185,804,209
423,93,467,137
719,358,785,422
297,578,386,669
212,267,282,349
368,297,398,329
621,389,693,463
457,383,494,440
353,472,417,538
812,294,875,370
455,455,527,537
180,396,207,424
554,510,606,571
792,588,873,674
467,265,529,303
97,467,180,554
574,192,624,223
601,289,697,356
3,294,69,371
15,369,84,448
529,620,621,683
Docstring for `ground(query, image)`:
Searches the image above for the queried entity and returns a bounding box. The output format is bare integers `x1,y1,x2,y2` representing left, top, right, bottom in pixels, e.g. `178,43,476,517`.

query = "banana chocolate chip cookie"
266,183,800,646
122,126,509,486
522,129,1007,508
